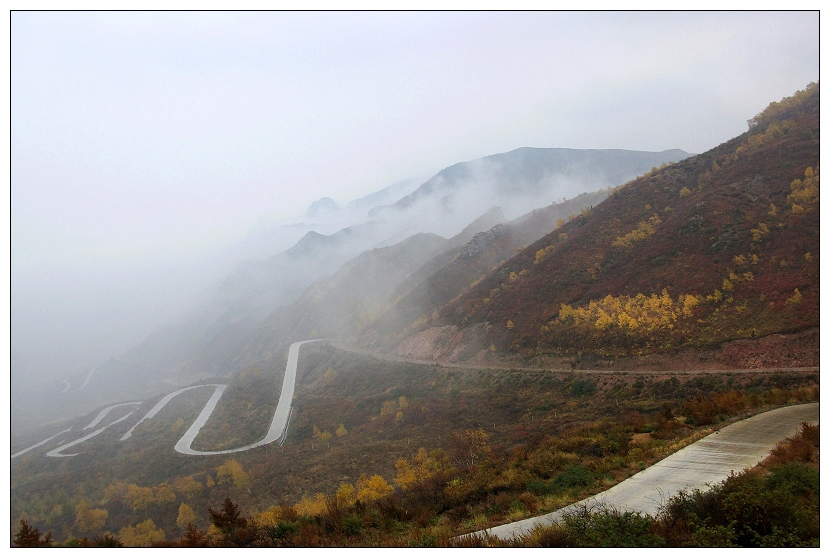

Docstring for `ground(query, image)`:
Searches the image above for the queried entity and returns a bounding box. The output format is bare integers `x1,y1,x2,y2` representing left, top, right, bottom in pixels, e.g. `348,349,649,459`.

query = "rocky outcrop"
458,224,507,260
392,322,492,362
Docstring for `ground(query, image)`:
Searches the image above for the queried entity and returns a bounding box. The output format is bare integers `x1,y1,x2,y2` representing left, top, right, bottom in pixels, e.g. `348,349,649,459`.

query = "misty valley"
11,84,819,547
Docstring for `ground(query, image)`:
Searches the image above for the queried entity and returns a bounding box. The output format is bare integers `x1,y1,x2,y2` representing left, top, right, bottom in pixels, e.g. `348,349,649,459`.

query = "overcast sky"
10,11,819,377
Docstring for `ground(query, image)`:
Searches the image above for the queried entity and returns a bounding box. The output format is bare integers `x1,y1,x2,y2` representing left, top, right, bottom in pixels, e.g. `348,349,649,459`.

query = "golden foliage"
786,289,803,305
787,166,819,210
557,290,701,334
335,423,348,437
312,424,333,441
176,503,196,531
394,447,451,489
324,367,338,381
335,483,356,508
381,396,410,418
216,459,251,489
750,222,770,242
153,484,176,506
118,519,165,547
747,82,818,129
534,245,556,265
125,485,155,511
679,187,692,197
394,458,417,489
294,493,327,517
103,482,129,503
611,214,661,249
254,504,296,527
355,474,394,502
74,500,107,533
745,120,796,150
172,476,203,497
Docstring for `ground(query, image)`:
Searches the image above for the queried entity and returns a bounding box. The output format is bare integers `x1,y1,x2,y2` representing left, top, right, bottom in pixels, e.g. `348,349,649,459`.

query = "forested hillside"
428,84,819,362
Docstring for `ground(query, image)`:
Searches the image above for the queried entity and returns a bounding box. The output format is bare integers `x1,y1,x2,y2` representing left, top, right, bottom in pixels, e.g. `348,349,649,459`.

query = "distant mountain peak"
305,197,340,219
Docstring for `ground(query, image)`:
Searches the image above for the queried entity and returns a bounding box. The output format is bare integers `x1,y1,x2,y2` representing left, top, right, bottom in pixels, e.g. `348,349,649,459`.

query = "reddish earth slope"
409,84,819,366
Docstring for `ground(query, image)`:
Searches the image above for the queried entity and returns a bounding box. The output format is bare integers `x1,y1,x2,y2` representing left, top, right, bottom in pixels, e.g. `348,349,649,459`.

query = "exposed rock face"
458,224,507,260
392,323,491,362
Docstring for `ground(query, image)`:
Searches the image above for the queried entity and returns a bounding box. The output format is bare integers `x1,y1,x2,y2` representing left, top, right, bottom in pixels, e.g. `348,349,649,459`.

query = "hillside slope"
406,84,819,364
361,190,610,354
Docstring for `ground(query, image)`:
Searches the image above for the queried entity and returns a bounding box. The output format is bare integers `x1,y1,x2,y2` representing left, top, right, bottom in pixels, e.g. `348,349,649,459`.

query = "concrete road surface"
174,339,320,455
473,403,819,540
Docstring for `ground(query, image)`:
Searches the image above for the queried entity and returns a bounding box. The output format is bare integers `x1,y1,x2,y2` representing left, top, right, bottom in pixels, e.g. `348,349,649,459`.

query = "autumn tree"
125,484,155,510
153,483,176,505
208,497,258,546
177,503,197,531
787,166,819,210
178,523,211,547
173,475,203,497
74,499,108,533
395,447,452,489
13,520,53,547
355,474,394,502
118,519,165,547
394,458,417,489
216,459,251,489
612,214,661,249
335,483,357,508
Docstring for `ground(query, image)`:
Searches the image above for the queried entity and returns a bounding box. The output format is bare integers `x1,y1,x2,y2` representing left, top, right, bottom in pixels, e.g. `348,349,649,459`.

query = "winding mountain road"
120,385,226,441
15,340,818,464
11,427,73,459
47,411,139,458
467,402,819,541
174,340,318,455
84,401,142,430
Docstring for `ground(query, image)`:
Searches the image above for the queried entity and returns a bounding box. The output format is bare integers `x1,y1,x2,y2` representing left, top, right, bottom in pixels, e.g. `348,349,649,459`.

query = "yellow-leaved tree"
173,475,203,497
216,459,251,489
395,447,451,489
355,474,394,502
118,519,165,547
176,503,196,531
74,500,108,533
335,483,357,508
